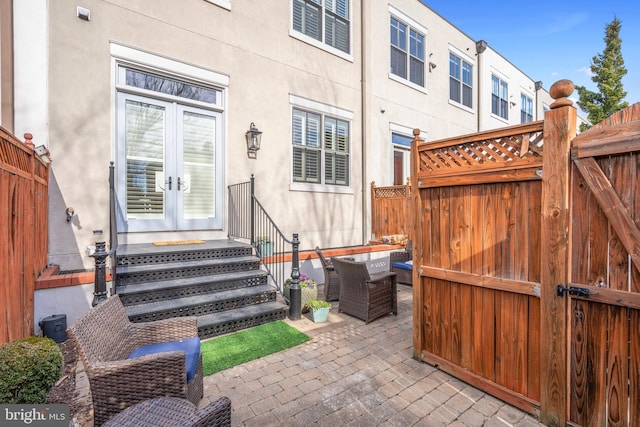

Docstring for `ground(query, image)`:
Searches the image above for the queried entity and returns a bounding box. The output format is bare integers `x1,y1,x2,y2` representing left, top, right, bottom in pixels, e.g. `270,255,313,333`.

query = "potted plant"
284,274,318,308
255,236,273,257
306,300,331,323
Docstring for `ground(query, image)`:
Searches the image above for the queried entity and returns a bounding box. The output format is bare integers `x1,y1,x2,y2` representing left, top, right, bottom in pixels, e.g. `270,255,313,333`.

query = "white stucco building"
4,0,553,273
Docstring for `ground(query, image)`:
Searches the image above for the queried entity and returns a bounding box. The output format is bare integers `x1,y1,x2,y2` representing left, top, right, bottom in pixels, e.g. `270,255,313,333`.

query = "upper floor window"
449,53,472,108
292,0,350,54
390,16,425,87
521,93,533,123
491,75,508,120
292,107,350,187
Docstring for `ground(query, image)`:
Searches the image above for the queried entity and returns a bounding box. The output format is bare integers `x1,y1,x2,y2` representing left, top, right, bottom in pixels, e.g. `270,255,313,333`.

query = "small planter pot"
284,285,318,307
311,307,330,323
256,242,273,257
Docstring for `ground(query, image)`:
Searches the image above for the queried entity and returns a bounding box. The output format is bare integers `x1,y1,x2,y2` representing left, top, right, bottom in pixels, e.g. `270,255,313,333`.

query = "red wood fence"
370,181,411,240
0,127,50,345
410,80,640,426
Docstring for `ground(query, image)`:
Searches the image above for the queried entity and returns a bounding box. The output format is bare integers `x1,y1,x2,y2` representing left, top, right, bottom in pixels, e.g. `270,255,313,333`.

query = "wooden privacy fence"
410,80,640,426
0,128,50,345
370,181,411,240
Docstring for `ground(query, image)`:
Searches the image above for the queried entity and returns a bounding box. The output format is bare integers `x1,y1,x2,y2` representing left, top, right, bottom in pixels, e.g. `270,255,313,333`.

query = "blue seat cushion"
127,336,200,382
392,261,413,271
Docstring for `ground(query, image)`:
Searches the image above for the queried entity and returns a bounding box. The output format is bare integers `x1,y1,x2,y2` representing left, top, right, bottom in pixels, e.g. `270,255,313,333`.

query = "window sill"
289,31,354,63
388,73,427,94
290,182,353,194
448,99,474,113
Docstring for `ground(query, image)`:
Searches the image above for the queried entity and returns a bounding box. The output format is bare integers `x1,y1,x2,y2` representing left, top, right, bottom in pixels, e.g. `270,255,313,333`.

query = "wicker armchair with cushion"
314,247,354,301
67,295,205,426
389,240,413,285
102,396,232,427
331,257,398,324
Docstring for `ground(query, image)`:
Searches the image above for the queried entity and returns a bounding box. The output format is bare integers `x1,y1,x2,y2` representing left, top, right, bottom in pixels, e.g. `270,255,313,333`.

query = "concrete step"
125,284,278,321
116,270,268,305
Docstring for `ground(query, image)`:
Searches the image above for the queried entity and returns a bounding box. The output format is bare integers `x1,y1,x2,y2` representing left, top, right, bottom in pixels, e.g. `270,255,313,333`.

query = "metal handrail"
228,175,301,319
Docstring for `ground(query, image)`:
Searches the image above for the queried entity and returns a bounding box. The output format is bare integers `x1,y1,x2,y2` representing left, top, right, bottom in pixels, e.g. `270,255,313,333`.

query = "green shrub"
0,336,63,404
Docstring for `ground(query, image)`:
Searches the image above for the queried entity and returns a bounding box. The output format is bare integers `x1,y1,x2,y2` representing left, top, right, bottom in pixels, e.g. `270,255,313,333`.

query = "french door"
117,93,222,232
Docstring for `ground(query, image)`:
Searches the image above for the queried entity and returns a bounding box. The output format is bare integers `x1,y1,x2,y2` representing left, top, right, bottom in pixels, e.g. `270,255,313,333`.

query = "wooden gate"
370,181,411,240
567,104,640,426
410,80,640,425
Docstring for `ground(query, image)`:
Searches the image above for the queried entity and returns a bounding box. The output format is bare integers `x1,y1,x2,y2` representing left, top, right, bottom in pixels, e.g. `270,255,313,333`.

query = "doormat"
152,240,206,246
201,321,311,376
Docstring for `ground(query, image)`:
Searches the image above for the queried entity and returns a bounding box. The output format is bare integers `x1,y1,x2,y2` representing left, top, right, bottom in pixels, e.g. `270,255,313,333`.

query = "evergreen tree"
576,17,628,131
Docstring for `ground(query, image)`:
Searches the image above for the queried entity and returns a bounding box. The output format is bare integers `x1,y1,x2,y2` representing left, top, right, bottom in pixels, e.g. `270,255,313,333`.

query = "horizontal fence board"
420,266,540,297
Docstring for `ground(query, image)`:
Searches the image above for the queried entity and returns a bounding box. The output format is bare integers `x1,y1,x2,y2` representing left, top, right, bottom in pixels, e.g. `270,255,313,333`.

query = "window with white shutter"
292,104,350,189
291,0,350,55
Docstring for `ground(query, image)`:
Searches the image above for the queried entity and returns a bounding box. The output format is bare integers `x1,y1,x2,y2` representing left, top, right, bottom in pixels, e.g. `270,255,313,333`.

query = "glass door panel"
177,107,221,229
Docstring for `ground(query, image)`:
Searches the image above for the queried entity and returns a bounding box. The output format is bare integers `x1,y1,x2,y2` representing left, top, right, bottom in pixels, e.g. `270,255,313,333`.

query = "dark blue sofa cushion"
392,260,413,271
127,336,200,382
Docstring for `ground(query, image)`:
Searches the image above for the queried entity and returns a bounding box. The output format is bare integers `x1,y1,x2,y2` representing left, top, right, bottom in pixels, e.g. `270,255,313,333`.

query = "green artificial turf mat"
201,320,311,375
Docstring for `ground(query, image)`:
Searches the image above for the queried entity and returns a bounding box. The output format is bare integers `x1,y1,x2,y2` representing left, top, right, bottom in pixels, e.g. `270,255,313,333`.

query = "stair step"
116,270,268,305
116,240,253,266
197,302,288,339
116,256,261,285
125,285,278,321
114,239,288,338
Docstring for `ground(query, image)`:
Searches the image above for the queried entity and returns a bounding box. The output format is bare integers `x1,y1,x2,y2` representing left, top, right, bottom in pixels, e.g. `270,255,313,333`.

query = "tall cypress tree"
576,17,628,131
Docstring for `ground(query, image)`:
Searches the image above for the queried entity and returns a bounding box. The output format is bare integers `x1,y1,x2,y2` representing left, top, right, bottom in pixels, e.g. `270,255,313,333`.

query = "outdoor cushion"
392,260,413,271
128,337,200,382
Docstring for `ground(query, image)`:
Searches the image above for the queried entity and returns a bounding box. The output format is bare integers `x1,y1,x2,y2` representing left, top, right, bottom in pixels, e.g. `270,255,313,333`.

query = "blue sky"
421,0,640,109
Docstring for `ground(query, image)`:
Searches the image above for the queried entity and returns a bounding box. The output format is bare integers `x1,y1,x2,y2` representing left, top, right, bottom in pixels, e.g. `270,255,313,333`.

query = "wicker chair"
102,396,232,427
331,257,398,324
390,242,412,285
67,295,204,426
315,247,354,301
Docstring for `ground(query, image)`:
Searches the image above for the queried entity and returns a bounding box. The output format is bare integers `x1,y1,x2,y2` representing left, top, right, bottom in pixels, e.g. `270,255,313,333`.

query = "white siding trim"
110,43,230,88
388,5,428,35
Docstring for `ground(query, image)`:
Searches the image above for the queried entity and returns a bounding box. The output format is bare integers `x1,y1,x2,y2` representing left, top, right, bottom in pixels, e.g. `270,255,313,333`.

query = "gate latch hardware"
557,285,590,298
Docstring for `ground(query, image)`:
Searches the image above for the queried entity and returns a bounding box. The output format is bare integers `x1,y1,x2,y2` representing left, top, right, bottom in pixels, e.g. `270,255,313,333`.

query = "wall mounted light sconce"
245,122,262,159
34,145,51,165
510,101,517,107
66,207,75,222
428,62,437,72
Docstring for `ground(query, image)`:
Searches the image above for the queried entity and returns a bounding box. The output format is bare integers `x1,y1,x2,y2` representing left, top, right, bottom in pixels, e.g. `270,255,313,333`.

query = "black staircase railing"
228,175,301,319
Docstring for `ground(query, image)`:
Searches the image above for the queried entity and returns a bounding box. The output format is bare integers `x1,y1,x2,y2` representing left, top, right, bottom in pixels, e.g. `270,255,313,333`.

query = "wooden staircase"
113,239,288,339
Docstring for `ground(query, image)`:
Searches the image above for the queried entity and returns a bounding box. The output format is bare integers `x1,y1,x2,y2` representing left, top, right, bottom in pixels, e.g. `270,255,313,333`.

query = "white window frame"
290,0,353,62
388,5,427,93
290,95,353,194
490,72,509,121
448,46,474,111
520,92,533,123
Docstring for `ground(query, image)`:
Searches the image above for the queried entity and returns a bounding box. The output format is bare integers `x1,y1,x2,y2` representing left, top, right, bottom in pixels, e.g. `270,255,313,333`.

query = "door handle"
167,176,172,191
177,177,182,191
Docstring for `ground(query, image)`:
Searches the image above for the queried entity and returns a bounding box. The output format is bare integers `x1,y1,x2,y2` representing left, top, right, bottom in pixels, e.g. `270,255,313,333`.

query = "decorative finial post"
23,133,35,149
412,128,423,144
549,79,575,109
539,78,577,426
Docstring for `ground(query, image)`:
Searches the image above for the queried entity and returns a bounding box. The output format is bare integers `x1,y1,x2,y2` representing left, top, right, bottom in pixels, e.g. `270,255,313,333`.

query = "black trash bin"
40,314,68,343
